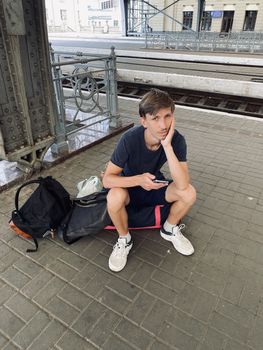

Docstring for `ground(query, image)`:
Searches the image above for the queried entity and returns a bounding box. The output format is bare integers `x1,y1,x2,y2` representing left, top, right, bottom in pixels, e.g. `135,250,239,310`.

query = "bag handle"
14,178,43,212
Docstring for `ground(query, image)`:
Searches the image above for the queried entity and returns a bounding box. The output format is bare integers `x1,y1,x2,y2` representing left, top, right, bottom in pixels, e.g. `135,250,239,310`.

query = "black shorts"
128,182,171,208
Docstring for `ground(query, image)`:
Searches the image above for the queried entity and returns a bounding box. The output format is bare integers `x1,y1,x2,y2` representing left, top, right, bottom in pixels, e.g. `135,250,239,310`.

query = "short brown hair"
139,88,175,118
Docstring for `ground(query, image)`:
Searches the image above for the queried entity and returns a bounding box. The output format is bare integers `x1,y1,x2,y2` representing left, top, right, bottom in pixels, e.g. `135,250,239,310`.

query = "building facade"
144,0,263,33
45,0,263,35
45,0,122,34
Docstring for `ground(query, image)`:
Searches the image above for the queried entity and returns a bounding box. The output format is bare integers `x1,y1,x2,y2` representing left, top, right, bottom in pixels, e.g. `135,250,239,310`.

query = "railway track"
63,78,263,119
117,82,263,119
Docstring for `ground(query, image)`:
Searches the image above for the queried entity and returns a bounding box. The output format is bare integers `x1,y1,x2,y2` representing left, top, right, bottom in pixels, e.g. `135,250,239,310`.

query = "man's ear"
140,116,147,128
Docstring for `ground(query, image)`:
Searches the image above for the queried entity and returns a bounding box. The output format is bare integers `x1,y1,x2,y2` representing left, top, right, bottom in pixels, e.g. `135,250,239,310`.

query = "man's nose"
159,118,166,129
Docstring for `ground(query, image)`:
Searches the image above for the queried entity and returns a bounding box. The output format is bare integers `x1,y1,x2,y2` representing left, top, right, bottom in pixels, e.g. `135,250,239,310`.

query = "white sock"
163,220,177,232
119,232,131,242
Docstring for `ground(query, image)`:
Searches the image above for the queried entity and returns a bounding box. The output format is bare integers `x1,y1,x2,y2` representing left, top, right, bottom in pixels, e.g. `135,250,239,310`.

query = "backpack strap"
14,178,43,253
14,177,43,212
26,238,39,253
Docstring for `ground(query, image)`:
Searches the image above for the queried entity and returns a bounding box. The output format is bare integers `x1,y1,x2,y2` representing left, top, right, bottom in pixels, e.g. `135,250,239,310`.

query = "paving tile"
215,299,254,329
167,309,206,342
21,269,53,298
2,342,20,350
102,335,135,350
142,299,172,334
133,246,164,266
33,277,66,306
0,250,21,272
70,262,98,289
149,340,175,350
0,334,8,348
5,293,39,322
152,268,186,292
222,274,245,304
0,284,16,305
159,322,199,350
48,259,78,281
56,330,97,350
27,319,66,350
115,318,152,350
45,296,80,325
199,327,227,350
175,284,217,322
248,315,263,350
106,276,140,301
125,291,155,325
12,311,50,349
97,286,131,313
72,300,107,337
0,306,25,338
210,311,249,344
59,251,88,271
1,266,30,289
85,309,121,347
144,279,178,305
58,284,91,310
13,256,43,278
130,261,154,287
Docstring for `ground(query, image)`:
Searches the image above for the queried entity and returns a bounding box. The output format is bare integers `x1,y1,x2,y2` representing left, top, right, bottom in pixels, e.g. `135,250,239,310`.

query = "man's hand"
161,117,175,148
138,173,168,191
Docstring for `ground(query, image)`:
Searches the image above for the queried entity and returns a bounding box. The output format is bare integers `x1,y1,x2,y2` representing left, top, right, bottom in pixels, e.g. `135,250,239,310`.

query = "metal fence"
145,31,263,53
50,46,120,155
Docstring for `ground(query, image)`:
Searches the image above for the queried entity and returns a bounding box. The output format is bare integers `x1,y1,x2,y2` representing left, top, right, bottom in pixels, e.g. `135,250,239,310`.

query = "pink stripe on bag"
104,205,163,230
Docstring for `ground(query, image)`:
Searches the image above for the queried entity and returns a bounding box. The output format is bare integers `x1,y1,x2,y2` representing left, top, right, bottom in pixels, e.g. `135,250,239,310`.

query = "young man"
103,88,196,272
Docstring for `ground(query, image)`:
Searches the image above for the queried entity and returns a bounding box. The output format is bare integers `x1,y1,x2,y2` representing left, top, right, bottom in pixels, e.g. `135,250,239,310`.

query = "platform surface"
0,97,263,350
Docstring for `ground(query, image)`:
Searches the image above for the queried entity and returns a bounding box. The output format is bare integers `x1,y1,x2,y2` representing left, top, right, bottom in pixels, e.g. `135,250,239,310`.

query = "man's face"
141,107,174,141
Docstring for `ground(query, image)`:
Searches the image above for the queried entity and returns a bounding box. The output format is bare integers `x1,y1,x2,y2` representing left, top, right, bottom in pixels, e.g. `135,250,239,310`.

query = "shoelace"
113,239,126,257
172,223,185,236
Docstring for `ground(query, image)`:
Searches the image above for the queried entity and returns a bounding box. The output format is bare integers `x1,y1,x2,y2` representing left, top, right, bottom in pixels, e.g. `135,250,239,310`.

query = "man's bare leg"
165,183,196,225
161,183,196,256
106,188,133,272
106,187,130,235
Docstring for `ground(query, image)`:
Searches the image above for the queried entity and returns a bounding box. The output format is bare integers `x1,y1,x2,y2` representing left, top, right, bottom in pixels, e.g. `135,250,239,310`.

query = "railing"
50,46,120,155
145,31,263,53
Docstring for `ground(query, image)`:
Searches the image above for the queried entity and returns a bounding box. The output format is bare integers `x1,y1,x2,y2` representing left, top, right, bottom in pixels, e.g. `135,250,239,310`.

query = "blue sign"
211,11,223,18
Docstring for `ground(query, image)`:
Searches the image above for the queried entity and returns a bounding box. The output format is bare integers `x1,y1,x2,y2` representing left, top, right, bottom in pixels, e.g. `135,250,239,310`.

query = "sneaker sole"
108,242,133,272
160,231,194,256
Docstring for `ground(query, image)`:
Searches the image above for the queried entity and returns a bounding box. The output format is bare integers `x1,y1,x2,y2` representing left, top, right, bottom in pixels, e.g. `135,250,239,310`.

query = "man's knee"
107,188,129,211
167,183,196,207
182,184,197,207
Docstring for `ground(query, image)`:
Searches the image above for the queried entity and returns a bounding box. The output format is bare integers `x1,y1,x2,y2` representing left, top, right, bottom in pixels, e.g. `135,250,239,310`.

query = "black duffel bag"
58,190,111,244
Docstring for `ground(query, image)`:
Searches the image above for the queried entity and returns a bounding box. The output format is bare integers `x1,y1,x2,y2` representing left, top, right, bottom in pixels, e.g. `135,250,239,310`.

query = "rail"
145,31,263,53
50,46,120,155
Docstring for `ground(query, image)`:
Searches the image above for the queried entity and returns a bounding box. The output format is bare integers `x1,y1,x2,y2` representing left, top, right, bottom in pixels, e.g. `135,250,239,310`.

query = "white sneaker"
160,224,194,256
108,237,133,272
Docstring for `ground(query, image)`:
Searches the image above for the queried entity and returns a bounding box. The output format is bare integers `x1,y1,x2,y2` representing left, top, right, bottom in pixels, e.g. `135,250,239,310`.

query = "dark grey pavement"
1,97,263,350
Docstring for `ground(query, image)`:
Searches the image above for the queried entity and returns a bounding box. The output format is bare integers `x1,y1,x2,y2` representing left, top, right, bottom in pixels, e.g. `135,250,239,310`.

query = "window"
243,11,257,31
201,11,212,31
101,0,113,10
114,20,118,27
182,11,193,30
60,9,67,21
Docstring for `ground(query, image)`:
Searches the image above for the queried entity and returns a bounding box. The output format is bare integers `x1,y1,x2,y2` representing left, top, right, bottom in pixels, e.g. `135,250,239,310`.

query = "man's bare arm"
161,118,190,190
103,161,168,191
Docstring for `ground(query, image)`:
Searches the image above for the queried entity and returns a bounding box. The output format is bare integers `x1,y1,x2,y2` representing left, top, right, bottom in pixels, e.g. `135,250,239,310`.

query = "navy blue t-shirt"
111,125,187,178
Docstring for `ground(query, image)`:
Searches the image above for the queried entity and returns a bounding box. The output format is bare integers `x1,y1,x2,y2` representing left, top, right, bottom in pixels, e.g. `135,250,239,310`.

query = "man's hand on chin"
161,117,175,148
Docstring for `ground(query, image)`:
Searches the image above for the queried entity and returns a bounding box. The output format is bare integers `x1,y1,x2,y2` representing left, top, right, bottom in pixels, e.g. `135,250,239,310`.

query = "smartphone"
153,179,169,184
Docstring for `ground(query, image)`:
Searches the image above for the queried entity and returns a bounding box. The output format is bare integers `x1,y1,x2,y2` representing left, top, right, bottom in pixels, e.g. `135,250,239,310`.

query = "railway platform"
0,97,263,349
52,40,263,100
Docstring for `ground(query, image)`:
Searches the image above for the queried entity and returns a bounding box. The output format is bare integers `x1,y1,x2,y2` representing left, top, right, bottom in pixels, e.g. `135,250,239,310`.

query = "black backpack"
10,176,72,252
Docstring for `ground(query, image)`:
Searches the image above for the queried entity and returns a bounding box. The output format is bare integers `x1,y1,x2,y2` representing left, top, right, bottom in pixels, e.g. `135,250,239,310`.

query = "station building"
45,0,263,35
157,0,263,33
